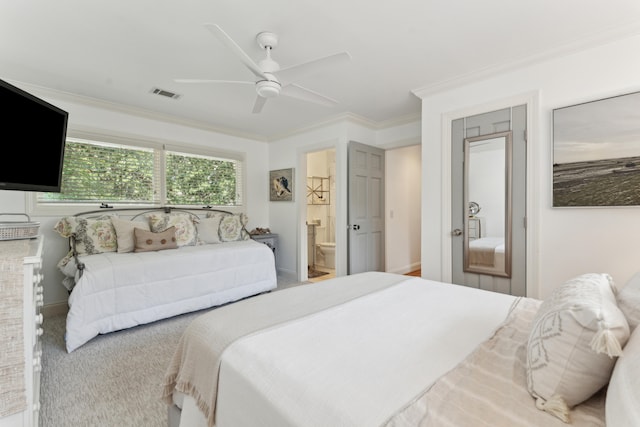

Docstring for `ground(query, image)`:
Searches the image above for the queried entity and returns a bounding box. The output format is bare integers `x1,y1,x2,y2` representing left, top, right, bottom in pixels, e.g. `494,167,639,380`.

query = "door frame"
440,91,539,297
296,139,347,282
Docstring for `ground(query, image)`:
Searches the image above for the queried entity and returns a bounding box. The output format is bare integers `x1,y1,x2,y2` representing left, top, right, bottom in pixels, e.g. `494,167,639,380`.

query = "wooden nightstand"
251,233,278,261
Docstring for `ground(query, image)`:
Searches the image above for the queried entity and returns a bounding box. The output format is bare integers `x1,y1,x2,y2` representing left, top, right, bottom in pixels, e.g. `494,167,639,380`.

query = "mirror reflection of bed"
463,131,512,278
469,236,504,270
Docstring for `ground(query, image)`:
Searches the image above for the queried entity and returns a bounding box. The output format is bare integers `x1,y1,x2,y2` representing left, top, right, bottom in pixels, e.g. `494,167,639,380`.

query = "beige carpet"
40,277,307,427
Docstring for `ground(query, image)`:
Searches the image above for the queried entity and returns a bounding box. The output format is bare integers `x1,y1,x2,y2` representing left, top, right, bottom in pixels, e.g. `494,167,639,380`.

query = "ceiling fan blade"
204,23,268,80
278,51,351,79
280,83,339,108
174,78,254,85
252,95,268,114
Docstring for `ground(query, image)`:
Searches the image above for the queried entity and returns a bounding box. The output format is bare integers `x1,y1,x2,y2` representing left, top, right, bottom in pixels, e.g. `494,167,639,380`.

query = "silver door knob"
451,229,462,236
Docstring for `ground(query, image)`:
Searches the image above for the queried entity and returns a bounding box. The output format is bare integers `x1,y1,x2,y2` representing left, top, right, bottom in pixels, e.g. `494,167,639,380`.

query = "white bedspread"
65,240,276,352
177,274,518,427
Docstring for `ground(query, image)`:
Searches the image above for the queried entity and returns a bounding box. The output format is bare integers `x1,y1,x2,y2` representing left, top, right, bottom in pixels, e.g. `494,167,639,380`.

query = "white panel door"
348,141,385,274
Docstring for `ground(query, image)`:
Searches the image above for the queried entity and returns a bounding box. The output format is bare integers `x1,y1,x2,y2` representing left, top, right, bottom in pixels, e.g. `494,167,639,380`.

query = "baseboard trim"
42,302,68,318
276,268,297,281
388,262,421,275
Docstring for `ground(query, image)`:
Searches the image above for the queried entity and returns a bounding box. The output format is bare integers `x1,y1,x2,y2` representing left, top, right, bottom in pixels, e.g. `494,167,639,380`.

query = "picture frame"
553,90,640,207
269,168,294,202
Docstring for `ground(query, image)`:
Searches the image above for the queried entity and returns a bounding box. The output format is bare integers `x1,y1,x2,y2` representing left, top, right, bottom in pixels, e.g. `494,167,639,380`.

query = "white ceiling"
2,1,640,141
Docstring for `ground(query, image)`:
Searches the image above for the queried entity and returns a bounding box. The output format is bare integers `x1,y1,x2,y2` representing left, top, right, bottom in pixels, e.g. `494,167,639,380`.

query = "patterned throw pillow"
53,215,117,256
210,212,249,242
133,227,178,252
526,273,630,422
146,212,197,247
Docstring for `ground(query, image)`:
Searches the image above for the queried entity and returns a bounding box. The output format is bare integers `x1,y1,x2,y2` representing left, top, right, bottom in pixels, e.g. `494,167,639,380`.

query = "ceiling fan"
175,23,351,113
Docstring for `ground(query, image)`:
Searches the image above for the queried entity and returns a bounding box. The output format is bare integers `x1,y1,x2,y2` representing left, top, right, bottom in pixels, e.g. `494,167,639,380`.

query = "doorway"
306,148,337,282
301,142,418,281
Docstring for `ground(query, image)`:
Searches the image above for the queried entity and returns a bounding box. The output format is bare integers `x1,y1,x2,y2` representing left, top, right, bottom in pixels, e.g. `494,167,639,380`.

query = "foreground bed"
162,271,640,427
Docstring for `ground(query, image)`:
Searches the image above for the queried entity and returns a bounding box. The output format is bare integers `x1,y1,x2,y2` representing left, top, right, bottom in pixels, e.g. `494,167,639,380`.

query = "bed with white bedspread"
163,271,640,427
55,207,277,352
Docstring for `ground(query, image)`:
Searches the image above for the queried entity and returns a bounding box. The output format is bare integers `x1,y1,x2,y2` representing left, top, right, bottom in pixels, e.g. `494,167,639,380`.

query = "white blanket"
177,274,518,427
65,240,276,352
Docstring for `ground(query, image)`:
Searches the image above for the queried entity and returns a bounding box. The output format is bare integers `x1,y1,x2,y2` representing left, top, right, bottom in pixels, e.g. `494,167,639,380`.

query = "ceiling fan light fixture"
175,24,350,113
256,79,281,98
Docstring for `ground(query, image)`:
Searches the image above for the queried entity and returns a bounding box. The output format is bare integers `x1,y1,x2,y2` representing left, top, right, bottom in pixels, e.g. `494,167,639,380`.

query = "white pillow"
617,272,640,332
606,324,640,427
526,273,630,422
196,216,222,244
111,217,150,253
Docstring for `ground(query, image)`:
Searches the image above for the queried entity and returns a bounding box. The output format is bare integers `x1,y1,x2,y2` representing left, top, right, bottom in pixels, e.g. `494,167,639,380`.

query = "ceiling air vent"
150,87,181,100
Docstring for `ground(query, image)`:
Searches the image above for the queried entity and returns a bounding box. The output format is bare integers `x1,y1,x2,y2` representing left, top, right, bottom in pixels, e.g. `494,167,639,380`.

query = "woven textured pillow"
147,212,197,247
53,215,117,255
526,273,630,422
617,272,640,332
111,217,150,253
133,227,178,252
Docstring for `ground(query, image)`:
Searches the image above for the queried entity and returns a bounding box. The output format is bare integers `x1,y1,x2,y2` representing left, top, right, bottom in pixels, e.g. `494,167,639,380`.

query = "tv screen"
0,79,68,192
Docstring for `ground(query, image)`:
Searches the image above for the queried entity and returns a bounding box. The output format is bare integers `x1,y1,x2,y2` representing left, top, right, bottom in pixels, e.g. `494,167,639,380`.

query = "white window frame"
28,129,246,217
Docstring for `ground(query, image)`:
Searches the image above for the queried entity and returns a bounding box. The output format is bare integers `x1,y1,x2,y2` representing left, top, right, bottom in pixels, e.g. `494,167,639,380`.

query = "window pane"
40,140,155,203
166,151,239,206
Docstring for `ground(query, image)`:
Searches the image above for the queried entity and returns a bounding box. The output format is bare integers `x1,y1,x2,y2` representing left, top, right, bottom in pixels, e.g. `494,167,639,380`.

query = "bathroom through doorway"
306,148,336,281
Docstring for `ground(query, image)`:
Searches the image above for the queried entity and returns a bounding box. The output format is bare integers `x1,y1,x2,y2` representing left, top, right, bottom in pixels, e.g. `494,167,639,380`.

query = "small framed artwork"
553,90,640,207
270,168,294,202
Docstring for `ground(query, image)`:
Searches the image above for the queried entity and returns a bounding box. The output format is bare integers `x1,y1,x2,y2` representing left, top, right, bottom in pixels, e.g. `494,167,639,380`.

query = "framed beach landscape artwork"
553,91,640,207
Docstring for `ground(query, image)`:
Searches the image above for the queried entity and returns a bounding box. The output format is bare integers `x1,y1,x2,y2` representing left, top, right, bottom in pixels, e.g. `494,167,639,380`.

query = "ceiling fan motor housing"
256,73,281,98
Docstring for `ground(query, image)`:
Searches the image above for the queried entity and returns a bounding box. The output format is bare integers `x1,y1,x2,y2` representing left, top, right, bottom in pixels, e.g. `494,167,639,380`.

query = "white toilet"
316,242,336,269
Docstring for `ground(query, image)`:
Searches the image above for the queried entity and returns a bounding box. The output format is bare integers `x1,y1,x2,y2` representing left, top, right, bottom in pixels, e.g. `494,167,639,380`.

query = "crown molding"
267,111,421,142
8,79,420,143
412,21,640,98
5,80,269,142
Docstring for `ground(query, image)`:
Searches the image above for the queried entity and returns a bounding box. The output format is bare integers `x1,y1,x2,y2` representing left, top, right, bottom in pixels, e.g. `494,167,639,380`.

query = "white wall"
417,34,640,299
385,145,421,274
269,121,356,280
0,87,270,308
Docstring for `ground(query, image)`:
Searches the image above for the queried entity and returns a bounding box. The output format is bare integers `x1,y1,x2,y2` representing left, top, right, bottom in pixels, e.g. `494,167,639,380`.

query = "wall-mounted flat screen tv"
0,79,68,193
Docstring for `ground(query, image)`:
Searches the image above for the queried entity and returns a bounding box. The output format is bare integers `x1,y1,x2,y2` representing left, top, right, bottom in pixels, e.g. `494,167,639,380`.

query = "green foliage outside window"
166,151,238,205
40,139,241,206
